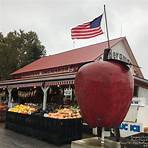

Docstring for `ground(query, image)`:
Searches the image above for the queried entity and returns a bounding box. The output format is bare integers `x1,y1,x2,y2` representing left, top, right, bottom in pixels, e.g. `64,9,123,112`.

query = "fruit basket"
46,107,81,119
8,104,38,115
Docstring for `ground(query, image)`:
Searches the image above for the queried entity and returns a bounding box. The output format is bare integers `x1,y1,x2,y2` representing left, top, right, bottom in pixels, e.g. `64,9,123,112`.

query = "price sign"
64,88,72,96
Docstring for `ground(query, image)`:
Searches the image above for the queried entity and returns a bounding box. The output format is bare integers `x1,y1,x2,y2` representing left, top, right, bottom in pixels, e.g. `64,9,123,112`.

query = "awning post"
8,88,13,108
41,86,49,111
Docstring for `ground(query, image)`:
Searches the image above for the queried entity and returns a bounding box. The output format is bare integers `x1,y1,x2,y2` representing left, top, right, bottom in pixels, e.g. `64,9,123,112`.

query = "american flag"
71,14,103,39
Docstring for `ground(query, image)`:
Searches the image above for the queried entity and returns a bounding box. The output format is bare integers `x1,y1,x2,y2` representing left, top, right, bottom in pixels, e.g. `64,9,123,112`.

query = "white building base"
71,137,121,148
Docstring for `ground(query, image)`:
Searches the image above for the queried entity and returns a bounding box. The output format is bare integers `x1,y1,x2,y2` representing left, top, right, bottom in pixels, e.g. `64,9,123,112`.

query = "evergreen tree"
0,30,46,80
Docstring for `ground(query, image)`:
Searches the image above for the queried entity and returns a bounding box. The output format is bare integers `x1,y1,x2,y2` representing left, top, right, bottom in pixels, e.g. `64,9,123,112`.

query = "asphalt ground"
0,123,70,148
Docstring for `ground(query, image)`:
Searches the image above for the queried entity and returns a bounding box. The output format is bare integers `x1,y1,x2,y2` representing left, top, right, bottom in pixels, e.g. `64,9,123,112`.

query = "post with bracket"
7,88,13,108
41,82,49,111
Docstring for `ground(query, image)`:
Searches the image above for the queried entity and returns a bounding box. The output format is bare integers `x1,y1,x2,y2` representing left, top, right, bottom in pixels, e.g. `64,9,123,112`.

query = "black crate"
0,110,7,122
6,111,17,123
120,132,148,148
45,118,82,144
5,111,82,145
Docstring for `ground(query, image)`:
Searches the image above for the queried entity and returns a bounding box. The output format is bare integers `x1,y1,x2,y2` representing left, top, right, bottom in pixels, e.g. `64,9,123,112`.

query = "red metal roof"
12,37,123,75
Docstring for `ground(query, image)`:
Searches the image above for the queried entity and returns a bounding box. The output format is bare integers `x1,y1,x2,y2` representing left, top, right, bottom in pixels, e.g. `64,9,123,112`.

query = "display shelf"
5,111,82,145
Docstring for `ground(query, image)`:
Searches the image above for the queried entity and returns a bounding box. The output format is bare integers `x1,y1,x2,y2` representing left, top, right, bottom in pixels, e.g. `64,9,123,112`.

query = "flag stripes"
71,15,103,39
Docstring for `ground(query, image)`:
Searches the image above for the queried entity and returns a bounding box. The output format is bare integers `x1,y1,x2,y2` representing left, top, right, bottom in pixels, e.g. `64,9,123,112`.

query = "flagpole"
103,5,111,61
73,40,75,48
104,4,110,49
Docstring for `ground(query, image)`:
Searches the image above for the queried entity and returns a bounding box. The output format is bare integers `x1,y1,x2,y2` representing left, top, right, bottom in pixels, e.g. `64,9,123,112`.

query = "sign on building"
120,122,144,137
64,88,72,100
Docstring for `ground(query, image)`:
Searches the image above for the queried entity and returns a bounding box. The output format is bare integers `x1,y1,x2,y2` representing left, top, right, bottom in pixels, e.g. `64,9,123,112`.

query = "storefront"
0,37,147,143
0,73,82,144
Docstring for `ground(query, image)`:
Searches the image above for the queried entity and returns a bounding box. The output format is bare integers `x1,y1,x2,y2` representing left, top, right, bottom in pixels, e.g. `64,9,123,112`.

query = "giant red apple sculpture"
75,61,134,127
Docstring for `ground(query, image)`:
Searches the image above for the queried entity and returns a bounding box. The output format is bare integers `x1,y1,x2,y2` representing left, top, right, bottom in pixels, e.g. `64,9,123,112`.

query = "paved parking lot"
0,123,70,148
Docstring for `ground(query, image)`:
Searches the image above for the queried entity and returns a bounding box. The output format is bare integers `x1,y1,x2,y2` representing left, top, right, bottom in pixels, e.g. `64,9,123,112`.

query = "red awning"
7,82,42,89
0,80,74,89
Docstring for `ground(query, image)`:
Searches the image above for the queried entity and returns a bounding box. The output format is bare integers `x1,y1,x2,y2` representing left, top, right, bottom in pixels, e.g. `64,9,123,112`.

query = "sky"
0,0,148,78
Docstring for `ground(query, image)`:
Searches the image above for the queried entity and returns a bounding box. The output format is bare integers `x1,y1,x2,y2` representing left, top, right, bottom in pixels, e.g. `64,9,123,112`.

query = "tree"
0,30,46,80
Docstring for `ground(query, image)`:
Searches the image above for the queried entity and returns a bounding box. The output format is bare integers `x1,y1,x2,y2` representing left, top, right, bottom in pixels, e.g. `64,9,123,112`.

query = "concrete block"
71,137,121,148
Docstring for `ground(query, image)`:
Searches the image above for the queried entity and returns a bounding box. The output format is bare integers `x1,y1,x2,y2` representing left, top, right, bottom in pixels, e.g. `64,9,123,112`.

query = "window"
133,86,138,97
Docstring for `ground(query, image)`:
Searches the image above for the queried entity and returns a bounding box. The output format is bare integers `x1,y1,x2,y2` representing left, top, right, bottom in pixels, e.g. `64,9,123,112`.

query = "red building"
0,37,148,109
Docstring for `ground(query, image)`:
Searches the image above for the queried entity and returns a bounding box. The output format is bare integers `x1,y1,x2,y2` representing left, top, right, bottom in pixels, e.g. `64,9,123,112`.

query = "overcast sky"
0,0,148,78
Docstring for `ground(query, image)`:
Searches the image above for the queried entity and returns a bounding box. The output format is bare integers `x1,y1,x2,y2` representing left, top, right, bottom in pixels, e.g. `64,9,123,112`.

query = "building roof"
134,76,148,89
12,37,123,76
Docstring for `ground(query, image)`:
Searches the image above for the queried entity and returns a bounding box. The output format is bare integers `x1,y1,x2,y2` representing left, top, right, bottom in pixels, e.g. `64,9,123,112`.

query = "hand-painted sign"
64,88,72,96
107,50,130,64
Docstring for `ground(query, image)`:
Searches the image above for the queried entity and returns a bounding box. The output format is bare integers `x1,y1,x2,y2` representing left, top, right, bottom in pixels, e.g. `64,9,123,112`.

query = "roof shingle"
12,37,123,75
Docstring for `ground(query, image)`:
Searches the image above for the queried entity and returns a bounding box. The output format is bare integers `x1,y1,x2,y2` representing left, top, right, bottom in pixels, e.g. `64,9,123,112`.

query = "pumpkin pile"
8,104,37,114
48,107,81,119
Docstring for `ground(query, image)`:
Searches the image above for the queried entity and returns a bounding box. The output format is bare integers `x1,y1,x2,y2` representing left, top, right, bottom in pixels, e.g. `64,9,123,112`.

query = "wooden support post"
41,86,49,111
8,88,12,108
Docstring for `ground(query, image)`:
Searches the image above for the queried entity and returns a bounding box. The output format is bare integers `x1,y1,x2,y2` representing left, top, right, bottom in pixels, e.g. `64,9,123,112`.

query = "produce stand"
3,84,82,145
5,110,82,145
